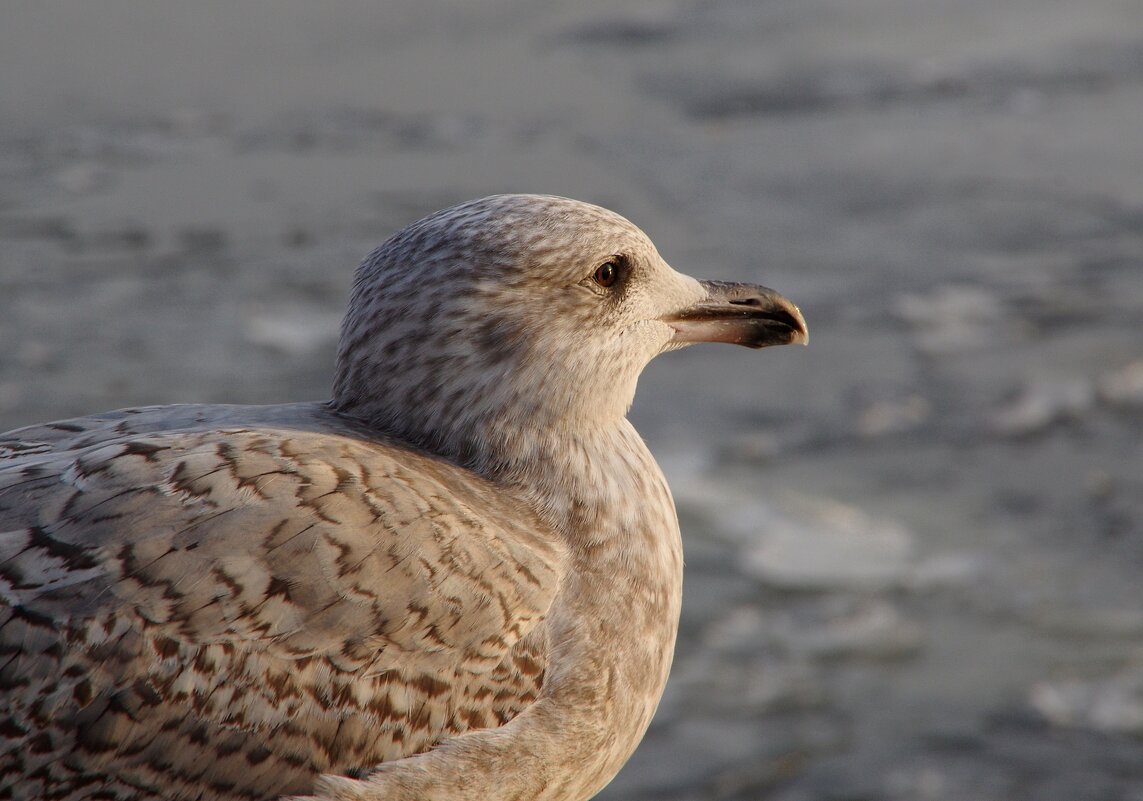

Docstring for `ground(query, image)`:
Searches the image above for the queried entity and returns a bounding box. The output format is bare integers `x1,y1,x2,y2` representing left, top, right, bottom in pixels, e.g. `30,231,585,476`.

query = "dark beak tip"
788,311,810,346
667,280,808,349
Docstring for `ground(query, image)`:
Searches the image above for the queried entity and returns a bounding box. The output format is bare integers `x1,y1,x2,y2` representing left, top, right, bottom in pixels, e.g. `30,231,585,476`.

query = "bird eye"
593,259,621,288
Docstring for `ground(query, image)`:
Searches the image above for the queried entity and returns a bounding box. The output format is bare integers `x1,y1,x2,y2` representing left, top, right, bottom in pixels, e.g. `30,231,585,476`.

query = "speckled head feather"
331,194,708,472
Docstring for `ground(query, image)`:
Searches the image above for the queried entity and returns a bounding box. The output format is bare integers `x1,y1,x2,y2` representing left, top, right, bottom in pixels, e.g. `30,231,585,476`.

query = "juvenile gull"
0,194,807,801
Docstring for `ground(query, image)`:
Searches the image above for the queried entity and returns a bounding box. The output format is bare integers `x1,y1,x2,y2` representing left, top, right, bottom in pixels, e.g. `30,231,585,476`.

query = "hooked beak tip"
664,281,808,349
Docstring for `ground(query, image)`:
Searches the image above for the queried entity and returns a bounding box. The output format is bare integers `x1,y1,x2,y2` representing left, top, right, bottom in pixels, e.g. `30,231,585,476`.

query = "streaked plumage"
0,195,806,801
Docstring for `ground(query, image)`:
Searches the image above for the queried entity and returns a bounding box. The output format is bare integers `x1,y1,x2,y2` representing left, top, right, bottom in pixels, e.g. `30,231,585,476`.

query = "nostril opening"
728,297,762,307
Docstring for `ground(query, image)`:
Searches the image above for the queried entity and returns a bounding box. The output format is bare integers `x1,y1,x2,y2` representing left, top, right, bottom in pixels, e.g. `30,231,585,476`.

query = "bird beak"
661,281,808,348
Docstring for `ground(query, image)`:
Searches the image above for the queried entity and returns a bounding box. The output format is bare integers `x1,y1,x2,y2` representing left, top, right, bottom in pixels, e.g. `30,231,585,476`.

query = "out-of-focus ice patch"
1031,607,1143,639
988,377,1094,435
242,307,342,356
777,597,922,661
742,497,915,591
717,428,787,463
908,551,988,591
893,284,1008,354
670,627,825,715
701,604,771,653
1029,660,1143,734
1099,360,1143,409
671,481,783,547
655,447,720,491
856,394,931,438
54,162,114,195
674,480,985,591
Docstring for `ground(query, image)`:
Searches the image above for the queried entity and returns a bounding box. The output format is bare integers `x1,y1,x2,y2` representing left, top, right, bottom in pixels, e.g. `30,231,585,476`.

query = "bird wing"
0,406,566,797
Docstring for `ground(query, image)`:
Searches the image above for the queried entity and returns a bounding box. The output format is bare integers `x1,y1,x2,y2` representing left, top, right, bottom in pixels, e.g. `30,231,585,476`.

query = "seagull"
0,194,807,801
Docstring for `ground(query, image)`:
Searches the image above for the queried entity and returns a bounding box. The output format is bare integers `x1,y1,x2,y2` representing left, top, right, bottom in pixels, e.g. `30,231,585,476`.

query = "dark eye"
593,259,620,288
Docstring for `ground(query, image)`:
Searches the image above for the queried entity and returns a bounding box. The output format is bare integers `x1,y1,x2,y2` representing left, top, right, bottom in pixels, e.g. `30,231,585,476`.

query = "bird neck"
500,420,675,543
515,418,685,793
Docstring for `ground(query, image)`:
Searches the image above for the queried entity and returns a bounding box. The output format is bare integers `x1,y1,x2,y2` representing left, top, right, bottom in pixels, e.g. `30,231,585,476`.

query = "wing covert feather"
0,406,566,796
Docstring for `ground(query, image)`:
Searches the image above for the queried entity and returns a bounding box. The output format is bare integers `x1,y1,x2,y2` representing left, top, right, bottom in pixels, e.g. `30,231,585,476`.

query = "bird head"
331,194,806,469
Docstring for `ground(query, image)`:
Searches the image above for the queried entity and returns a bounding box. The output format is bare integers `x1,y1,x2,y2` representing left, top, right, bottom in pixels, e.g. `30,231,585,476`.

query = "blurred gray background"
3,1,1143,799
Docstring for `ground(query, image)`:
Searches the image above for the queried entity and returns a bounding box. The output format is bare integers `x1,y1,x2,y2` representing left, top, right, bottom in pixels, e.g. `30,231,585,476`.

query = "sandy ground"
3,1,1143,799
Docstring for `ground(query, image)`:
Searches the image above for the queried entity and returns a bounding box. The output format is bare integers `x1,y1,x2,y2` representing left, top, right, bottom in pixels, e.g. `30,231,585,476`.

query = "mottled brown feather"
1,405,563,799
